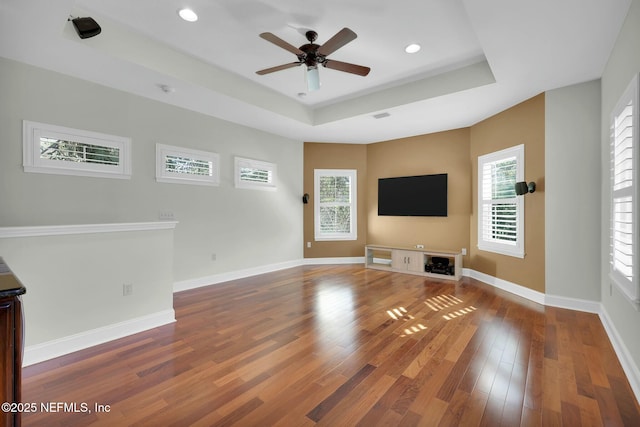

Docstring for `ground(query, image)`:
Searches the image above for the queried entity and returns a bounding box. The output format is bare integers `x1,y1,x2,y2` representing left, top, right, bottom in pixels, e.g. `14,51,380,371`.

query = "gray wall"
0,227,175,350
545,80,601,301
600,0,640,379
0,57,304,283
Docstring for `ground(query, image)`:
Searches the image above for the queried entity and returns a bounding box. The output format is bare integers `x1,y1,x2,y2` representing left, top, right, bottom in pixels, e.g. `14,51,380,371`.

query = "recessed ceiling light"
405,43,421,54
178,8,198,22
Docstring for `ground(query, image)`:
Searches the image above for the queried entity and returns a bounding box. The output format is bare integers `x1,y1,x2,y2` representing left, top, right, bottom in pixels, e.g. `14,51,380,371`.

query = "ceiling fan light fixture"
405,43,421,54
177,8,198,22
306,66,320,91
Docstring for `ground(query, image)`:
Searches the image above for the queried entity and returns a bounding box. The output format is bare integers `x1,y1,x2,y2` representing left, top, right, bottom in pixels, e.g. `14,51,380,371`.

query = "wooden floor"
22,265,640,426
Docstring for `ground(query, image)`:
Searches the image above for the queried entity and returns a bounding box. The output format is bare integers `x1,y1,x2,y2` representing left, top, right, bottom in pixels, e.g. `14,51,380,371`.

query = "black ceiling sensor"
71,17,101,39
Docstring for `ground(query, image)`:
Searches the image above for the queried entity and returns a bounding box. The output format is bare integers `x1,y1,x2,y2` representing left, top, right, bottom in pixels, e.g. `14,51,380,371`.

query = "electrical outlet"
307,242,311,248
159,211,175,220
123,283,133,296
462,248,467,256
416,244,424,249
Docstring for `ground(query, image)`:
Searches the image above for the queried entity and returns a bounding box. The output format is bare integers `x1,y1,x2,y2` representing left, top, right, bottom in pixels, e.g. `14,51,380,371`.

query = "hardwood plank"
520,405,542,427
436,388,471,426
18,265,639,426
457,388,489,427
355,375,413,426
561,400,583,427
306,363,376,422
542,358,562,413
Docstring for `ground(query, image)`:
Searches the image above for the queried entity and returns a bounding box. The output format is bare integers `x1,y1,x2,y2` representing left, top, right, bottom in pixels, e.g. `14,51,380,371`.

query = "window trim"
477,144,525,258
234,157,277,191
155,143,220,186
609,73,639,304
23,120,132,179
314,169,358,241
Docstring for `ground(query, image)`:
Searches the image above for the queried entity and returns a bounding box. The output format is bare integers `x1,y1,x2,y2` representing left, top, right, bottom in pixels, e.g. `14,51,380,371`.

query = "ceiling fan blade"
256,62,302,75
259,32,304,56
323,60,370,76
317,27,357,56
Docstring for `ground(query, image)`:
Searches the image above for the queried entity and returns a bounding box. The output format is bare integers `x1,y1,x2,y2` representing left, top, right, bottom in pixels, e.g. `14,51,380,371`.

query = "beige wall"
303,94,545,293
366,129,471,254
469,94,546,292
303,143,368,258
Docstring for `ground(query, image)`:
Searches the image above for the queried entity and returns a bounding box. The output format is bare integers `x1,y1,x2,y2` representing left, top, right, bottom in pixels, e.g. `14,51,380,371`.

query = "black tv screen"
378,173,447,216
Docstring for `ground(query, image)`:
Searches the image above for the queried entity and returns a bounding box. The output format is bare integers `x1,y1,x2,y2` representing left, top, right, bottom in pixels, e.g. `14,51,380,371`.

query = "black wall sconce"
515,181,536,195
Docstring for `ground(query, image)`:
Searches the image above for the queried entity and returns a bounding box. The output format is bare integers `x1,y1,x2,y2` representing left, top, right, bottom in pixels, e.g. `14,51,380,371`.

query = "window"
23,120,131,179
478,145,524,258
234,157,277,191
314,169,357,241
610,73,639,304
156,144,220,186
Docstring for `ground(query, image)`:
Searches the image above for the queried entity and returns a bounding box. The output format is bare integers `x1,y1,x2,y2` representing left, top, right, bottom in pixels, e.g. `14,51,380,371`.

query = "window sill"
477,243,524,259
609,273,640,311
314,236,358,242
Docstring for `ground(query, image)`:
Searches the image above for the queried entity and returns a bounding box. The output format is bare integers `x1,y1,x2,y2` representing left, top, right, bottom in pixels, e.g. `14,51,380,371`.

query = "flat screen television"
378,173,447,217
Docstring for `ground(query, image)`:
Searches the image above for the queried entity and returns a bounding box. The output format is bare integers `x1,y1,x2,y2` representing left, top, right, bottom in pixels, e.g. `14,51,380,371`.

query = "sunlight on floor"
386,307,414,321
402,323,428,337
424,294,464,311
443,306,477,320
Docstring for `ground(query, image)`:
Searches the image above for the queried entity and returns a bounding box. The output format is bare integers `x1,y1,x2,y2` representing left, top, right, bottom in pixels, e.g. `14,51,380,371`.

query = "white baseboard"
23,309,176,367
173,257,366,292
303,256,365,265
463,268,546,305
173,259,304,292
544,293,602,314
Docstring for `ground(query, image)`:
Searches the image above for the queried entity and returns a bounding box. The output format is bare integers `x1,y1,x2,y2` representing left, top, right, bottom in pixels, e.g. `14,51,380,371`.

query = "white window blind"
478,145,524,258
40,137,120,166
314,169,357,241
234,157,277,191
610,73,639,303
156,144,220,186
165,155,212,176
23,120,132,179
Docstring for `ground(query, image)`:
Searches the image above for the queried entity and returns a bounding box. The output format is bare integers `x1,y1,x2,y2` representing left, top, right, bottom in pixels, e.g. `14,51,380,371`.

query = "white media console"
365,245,462,281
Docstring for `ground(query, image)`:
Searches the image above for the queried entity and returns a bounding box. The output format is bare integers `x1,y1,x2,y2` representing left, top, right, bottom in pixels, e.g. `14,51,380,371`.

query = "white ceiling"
0,0,632,143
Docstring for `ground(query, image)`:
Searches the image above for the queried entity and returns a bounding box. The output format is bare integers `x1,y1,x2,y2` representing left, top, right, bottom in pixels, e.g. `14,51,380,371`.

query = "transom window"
23,120,131,179
478,145,524,258
234,157,277,191
314,169,357,241
156,144,219,186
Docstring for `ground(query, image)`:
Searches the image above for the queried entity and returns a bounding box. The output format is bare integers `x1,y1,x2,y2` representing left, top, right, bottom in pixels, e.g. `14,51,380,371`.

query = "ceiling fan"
256,28,371,92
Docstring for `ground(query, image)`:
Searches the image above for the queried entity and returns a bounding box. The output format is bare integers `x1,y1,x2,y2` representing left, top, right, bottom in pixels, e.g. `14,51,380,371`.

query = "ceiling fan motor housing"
299,43,323,67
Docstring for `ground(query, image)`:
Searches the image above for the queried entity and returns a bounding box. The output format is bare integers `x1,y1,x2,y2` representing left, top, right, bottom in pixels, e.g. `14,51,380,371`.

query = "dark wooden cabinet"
0,258,26,427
